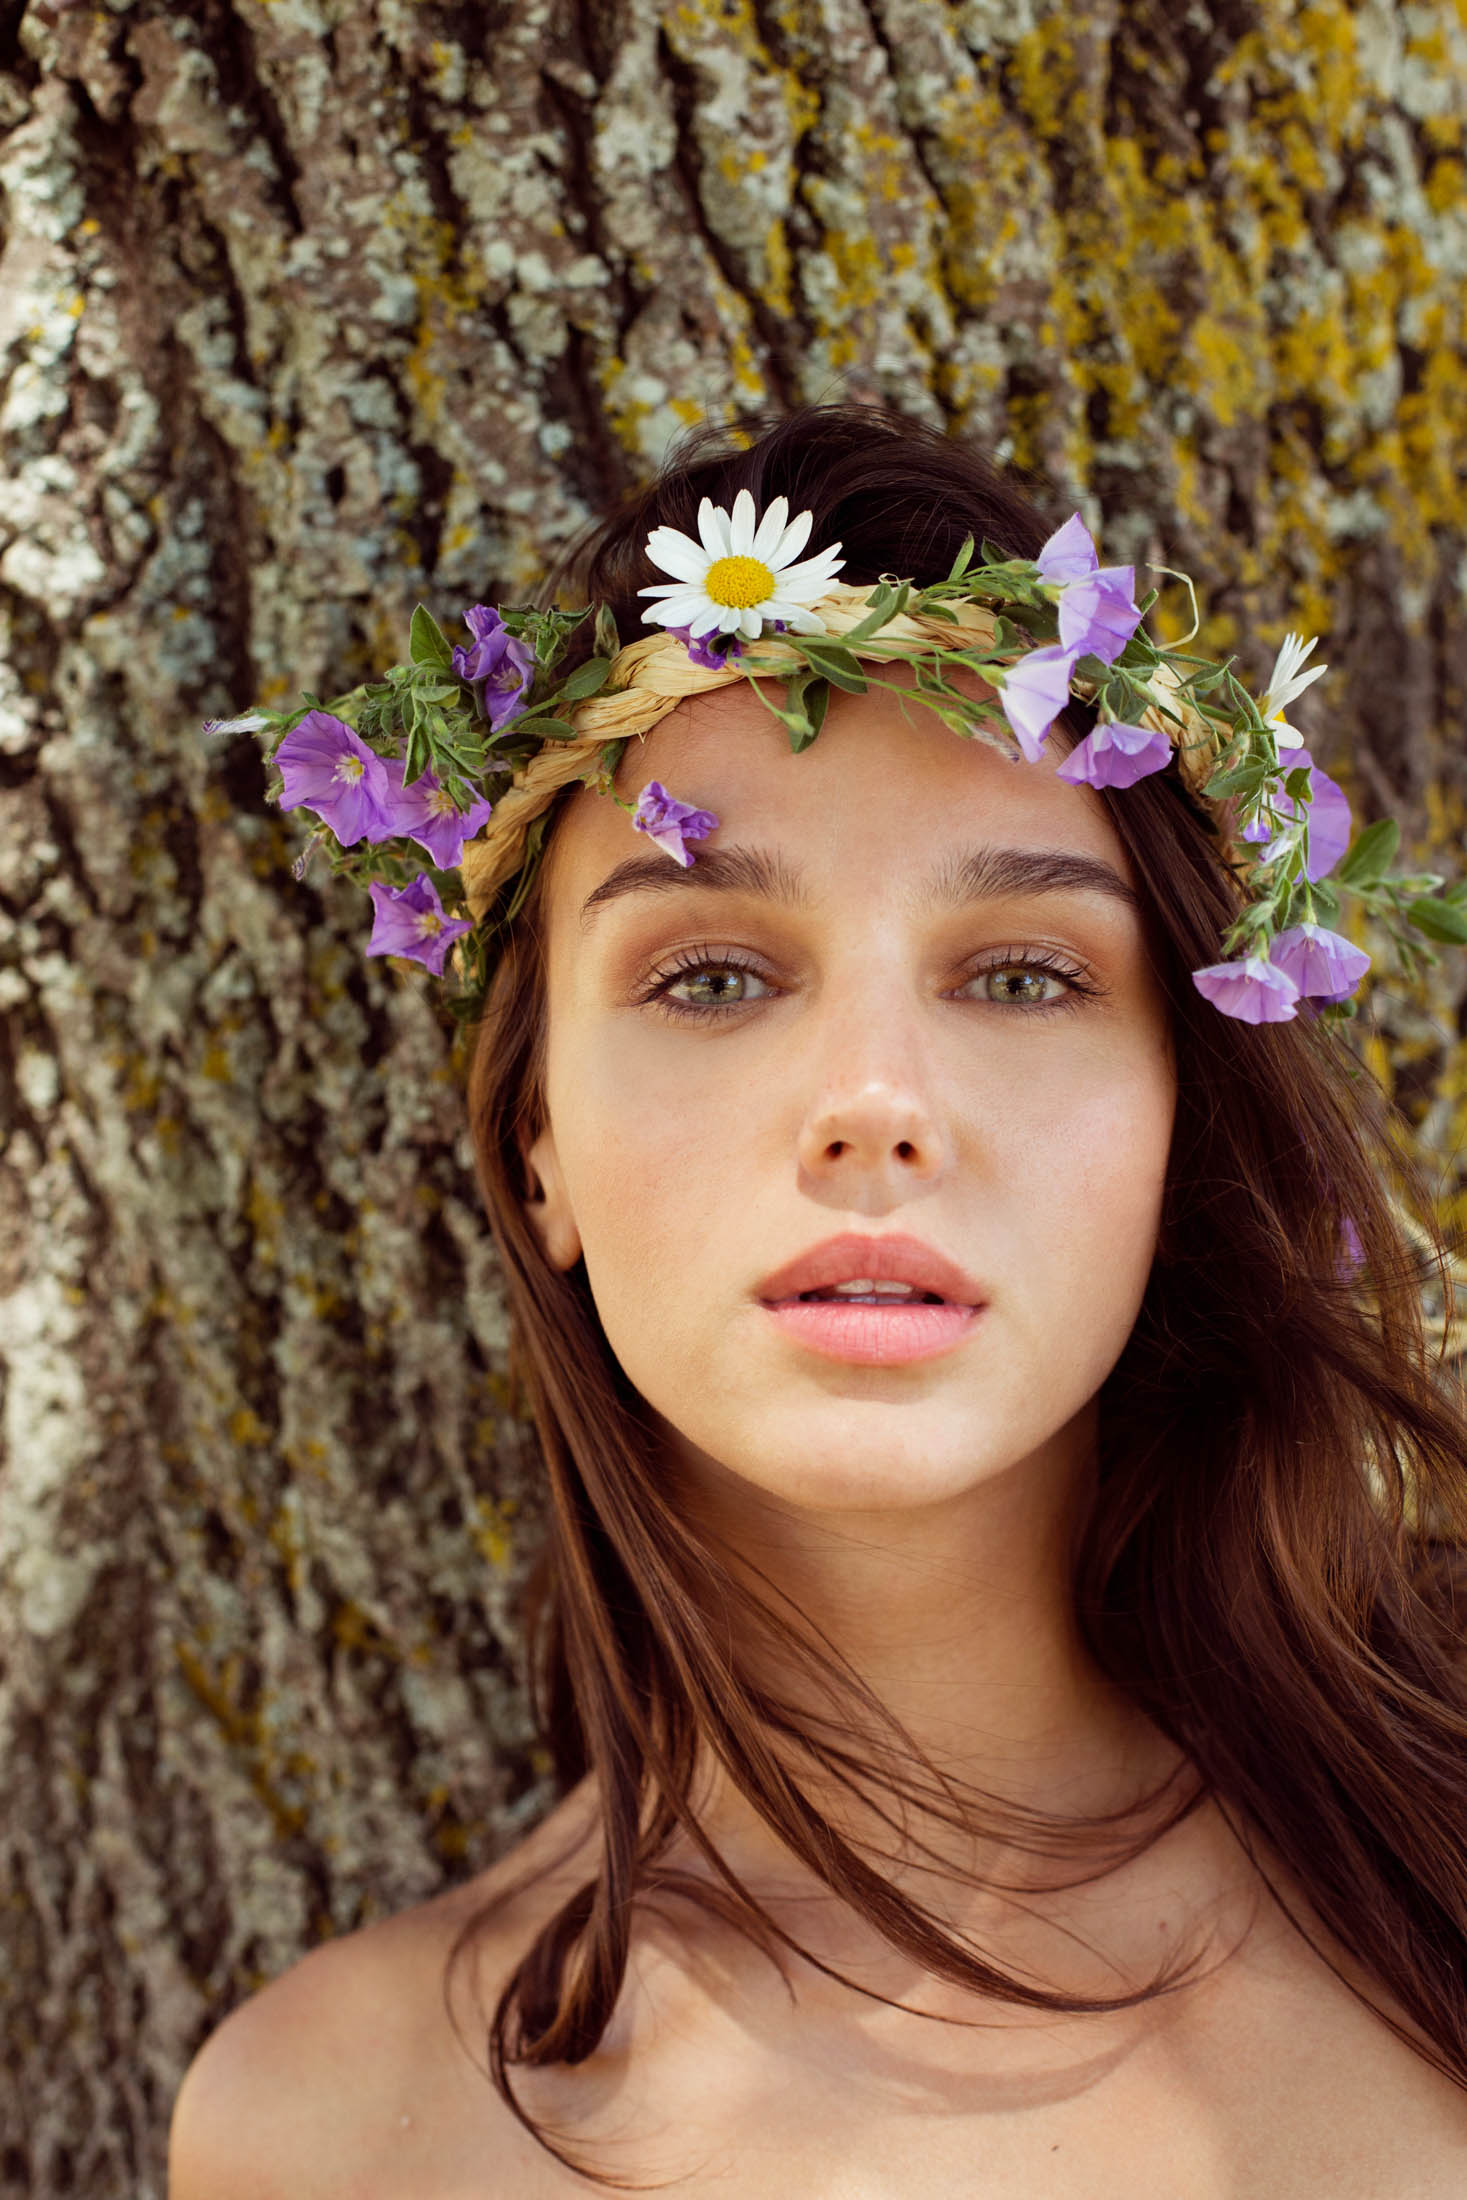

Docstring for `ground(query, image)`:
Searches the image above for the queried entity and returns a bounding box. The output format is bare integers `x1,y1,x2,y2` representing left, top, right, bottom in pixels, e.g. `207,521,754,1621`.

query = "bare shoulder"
168,1779,600,2200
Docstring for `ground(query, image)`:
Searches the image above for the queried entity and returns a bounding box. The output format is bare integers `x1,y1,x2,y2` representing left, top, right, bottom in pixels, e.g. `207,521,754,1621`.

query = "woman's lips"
754,1233,988,1365
760,1297,982,1366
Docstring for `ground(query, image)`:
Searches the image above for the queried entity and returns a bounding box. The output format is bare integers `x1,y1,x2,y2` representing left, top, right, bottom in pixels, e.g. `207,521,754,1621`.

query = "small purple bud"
1054,721,1172,790
998,645,1078,762
630,780,720,867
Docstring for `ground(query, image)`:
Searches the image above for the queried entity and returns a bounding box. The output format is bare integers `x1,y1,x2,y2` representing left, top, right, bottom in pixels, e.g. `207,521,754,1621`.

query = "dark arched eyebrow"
580,842,1140,925
923,844,1141,914
580,845,811,925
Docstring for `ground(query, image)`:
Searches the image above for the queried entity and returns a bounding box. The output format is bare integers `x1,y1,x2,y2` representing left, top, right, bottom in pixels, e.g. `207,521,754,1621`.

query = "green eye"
667,962,769,1008
975,964,1068,1004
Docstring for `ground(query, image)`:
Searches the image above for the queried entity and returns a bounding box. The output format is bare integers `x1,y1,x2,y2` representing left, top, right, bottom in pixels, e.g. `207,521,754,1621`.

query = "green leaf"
841,582,910,644
560,655,614,701
768,669,829,751
410,603,454,671
800,676,830,747
1309,880,1341,923
945,534,976,583
1334,817,1400,889
1405,896,1467,945
794,639,868,693
594,605,621,660
530,717,580,741
1204,760,1271,800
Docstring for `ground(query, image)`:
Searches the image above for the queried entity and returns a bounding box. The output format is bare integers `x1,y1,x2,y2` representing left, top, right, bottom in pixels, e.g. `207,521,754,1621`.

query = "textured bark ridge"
2,1,1466,2191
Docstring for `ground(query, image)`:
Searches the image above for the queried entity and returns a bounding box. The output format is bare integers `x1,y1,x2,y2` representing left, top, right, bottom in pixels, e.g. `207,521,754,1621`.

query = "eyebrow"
579,841,1140,925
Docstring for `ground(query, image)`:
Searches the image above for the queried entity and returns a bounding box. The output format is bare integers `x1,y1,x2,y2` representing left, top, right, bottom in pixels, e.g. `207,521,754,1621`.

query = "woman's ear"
523,1123,583,1271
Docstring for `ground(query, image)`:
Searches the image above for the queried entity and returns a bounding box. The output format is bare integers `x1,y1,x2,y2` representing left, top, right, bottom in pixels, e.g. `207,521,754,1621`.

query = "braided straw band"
460,582,1232,927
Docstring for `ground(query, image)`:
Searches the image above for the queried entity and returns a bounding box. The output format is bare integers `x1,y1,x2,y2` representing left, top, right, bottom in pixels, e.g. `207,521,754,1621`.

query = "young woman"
171,408,1467,2195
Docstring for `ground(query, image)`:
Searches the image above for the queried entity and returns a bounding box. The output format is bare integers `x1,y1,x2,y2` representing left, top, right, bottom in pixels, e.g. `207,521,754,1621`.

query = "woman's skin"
527,668,1183,1907
169,672,1467,2196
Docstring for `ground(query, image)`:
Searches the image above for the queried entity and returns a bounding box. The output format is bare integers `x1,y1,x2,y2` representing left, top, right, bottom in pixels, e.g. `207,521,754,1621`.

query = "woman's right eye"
650,958,776,1015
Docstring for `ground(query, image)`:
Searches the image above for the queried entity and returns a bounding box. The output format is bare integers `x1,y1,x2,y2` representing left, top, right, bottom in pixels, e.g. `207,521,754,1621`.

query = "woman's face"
526,675,1176,1515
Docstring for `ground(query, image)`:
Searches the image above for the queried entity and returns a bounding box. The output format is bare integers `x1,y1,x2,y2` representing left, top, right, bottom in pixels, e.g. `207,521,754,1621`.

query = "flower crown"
206,491,1467,1036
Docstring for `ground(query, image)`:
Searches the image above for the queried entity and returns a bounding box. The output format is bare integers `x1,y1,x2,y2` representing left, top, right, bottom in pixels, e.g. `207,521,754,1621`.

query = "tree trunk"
1,0,1465,2189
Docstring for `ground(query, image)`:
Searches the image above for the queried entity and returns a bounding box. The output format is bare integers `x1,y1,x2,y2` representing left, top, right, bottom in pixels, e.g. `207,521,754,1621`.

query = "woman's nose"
795,996,953,1196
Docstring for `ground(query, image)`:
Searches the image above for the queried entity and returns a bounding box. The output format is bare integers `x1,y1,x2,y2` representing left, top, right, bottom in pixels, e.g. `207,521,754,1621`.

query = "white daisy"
1259,632,1327,749
638,489,846,642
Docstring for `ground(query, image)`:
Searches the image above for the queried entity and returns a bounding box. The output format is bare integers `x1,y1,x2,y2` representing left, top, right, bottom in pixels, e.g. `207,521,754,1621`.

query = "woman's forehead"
549,677,1135,899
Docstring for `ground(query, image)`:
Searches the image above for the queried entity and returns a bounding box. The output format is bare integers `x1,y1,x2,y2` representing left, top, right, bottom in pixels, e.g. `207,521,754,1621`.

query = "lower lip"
760,1298,983,1366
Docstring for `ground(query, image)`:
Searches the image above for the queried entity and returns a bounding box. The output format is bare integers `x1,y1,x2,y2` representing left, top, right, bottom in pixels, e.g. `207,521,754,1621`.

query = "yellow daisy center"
704,554,775,609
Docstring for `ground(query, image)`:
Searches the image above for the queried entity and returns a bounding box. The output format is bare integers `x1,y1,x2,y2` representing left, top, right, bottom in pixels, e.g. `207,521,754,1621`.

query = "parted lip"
755,1232,988,1307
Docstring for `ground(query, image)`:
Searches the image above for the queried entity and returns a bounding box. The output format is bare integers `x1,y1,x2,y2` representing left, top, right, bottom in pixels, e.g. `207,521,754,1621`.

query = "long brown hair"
449,406,1467,2178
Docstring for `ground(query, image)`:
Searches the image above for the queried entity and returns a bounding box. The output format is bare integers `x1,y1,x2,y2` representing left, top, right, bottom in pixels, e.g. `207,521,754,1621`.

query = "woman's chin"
657,1405,1042,1518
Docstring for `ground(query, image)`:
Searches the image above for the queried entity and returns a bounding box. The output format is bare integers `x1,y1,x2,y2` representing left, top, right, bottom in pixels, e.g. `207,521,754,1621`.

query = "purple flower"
1190,953,1301,1023
998,644,1078,762
1033,513,1103,585
1054,720,1172,790
666,623,741,671
630,781,720,867
378,758,493,868
1035,514,1142,665
365,875,474,976
1279,750,1353,882
451,605,535,730
1268,921,1371,1004
275,710,396,847
1238,751,1352,881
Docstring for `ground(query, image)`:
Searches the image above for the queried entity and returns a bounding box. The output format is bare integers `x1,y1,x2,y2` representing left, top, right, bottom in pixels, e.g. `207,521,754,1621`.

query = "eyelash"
635,943,1103,1023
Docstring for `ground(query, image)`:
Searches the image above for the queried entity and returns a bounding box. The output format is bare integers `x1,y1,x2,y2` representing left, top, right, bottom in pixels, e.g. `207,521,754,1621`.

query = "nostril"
896,1140,915,1160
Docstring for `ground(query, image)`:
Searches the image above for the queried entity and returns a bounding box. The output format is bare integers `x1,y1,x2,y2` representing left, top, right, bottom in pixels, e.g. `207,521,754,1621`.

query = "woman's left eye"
956,954,1093,1009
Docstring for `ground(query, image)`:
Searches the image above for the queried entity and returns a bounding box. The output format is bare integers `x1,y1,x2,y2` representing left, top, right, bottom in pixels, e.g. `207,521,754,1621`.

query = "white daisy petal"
750,496,790,561
769,507,814,566
775,604,827,634
739,604,766,638
688,604,725,637
1263,633,1327,714
638,578,704,599
644,531,710,584
767,547,845,599
729,489,758,556
645,594,715,627
1280,663,1328,710
697,499,728,558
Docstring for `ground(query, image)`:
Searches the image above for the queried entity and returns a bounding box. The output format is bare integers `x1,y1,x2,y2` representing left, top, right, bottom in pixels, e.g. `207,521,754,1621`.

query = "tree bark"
1,0,1465,2190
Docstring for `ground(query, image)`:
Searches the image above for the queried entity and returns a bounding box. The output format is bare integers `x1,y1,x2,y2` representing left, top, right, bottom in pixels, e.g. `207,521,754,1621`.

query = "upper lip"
755,1233,988,1306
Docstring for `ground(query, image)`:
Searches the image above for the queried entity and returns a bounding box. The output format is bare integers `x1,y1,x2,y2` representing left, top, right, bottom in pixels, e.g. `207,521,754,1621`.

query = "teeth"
833,1278,914,1295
